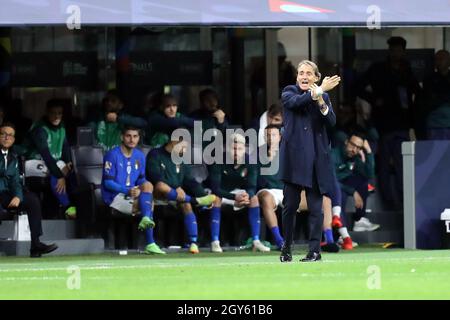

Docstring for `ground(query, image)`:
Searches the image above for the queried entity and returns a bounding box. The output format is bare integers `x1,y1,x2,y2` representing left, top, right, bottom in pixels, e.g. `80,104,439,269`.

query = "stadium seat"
71,146,105,236
72,145,104,168
71,146,104,204
77,127,95,146
138,144,152,157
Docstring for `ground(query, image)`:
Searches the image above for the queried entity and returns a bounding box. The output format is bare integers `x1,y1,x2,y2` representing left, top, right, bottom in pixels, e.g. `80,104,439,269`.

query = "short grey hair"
297,60,321,82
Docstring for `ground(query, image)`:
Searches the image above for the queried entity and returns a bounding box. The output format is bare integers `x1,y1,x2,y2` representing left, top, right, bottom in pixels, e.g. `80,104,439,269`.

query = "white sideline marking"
0,276,116,281
1,256,450,273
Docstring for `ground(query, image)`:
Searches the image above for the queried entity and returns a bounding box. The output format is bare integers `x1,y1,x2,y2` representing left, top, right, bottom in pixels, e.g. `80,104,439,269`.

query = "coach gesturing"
279,60,340,262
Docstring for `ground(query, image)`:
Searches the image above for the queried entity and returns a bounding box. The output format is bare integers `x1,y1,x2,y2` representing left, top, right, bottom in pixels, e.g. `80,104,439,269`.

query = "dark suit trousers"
282,176,324,253
0,191,43,245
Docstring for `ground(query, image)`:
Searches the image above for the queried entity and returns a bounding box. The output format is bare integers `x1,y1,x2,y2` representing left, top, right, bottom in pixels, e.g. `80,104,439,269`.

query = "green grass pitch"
1,246,450,299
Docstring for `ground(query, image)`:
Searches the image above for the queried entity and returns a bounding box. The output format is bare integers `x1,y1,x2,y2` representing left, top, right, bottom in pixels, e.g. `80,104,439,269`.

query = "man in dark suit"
0,122,58,257
279,60,340,262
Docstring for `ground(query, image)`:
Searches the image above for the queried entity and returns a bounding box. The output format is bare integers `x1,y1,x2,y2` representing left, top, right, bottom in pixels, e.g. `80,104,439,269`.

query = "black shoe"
279,244,292,262
300,251,321,262
321,242,340,253
30,242,58,258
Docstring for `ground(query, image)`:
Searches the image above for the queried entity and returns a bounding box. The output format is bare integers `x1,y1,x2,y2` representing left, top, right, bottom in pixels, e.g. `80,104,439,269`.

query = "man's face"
297,64,319,91
0,126,15,149
121,130,140,149
103,95,123,112
231,142,246,162
201,94,219,113
389,44,406,63
47,107,63,126
345,135,364,158
268,113,282,126
163,98,178,118
265,128,281,147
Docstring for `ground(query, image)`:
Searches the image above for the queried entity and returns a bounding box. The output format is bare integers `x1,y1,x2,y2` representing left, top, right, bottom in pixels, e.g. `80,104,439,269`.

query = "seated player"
328,170,358,250
256,124,284,249
321,196,340,252
90,90,156,151
24,99,77,218
209,133,271,252
331,131,380,232
145,94,195,148
101,126,164,255
146,137,217,254
190,88,229,135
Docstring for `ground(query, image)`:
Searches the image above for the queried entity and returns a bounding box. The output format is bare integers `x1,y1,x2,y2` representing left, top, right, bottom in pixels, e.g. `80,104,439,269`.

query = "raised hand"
212,109,226,124
363,139,372,154
320,75,341,92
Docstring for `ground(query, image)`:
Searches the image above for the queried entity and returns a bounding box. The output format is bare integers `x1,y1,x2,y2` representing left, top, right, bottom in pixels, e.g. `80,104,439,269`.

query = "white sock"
221,198,235,206
332,206,341,217
338,227,350,239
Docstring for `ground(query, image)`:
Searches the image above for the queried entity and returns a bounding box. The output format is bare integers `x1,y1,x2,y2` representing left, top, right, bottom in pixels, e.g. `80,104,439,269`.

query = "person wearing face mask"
279,60,340,263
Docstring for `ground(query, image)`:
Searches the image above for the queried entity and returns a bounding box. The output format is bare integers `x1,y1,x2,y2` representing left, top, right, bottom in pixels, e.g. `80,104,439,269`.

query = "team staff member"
0,123,58,257
280,60,340,262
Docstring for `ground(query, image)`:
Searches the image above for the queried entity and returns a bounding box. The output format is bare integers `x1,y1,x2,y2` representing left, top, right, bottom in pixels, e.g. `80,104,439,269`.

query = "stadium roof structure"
1,0,450,27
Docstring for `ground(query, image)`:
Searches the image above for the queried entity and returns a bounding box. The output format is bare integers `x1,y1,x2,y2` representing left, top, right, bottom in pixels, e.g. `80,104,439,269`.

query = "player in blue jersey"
101,126,165,254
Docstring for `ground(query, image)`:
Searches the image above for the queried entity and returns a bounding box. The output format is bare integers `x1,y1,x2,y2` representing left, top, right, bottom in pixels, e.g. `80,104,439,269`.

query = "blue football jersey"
101,146,146,205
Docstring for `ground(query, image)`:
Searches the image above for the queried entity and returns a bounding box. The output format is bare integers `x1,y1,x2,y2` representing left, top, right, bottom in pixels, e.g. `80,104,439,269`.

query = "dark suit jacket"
280,84,336,194
0,150,23,202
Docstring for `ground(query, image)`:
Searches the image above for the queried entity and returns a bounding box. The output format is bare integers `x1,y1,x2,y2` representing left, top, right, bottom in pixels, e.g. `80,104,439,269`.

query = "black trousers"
0,191,43,246
282,177,324,253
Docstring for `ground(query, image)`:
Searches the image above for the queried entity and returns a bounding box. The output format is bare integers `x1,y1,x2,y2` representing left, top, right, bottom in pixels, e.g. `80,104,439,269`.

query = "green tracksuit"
0,151,23,201
331,146,375,194
209,159,258,200
146,147,206,197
